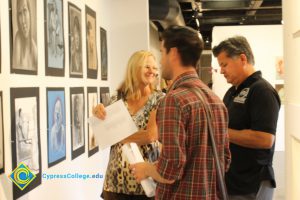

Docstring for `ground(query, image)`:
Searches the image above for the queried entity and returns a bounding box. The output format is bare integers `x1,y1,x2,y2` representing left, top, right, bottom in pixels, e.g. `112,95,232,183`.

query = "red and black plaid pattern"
156,71,231,200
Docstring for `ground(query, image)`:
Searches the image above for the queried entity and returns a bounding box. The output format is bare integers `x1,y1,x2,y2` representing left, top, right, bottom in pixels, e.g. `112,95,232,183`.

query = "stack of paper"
122,143,156,197
87,100,138,150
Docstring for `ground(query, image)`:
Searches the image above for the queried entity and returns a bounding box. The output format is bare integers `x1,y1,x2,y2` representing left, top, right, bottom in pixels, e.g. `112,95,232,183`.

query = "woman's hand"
92,103,106,120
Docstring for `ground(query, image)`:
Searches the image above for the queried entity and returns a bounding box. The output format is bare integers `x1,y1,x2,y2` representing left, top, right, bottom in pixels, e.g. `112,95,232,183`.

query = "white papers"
88,100,138,150
122,143,156,197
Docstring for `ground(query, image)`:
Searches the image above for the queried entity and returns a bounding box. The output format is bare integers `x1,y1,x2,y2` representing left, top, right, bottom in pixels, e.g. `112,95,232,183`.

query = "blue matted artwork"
45,0,65,76
47,89,66,167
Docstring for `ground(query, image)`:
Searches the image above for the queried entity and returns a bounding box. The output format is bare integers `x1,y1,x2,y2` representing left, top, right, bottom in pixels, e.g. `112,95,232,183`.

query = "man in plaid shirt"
130,26,231,199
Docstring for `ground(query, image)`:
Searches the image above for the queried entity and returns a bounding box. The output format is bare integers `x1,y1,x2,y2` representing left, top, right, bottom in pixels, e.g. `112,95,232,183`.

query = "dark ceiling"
150,0,282,48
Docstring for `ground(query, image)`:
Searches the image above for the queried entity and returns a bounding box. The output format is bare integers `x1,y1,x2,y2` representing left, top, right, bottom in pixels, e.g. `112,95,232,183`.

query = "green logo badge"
9,163,36,190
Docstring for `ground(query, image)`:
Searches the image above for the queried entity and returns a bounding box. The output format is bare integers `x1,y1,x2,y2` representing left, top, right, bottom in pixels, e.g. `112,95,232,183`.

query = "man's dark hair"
212,36,255,65
161,25,204,67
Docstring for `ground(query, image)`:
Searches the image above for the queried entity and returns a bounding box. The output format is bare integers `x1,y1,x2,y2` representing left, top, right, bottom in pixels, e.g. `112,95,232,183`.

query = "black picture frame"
100,87,110,106
0,91,4,174
46,88,66,168
68,2,83,78
44,0,65,77
9,0,38,75
70,87,85,160
86,6,98,79
10,87,41,199
87,87,99,157
100,27,108,80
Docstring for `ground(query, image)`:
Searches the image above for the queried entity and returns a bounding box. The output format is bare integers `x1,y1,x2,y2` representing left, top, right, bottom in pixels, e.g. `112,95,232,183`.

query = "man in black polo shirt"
212,36,280,200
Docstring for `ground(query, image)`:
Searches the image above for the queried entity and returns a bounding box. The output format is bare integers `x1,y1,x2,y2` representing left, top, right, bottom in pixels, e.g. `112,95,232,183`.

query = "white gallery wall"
283,0,300,199
212,25,285,199
109,0,150,92
0,0,150,200
149,22,161,68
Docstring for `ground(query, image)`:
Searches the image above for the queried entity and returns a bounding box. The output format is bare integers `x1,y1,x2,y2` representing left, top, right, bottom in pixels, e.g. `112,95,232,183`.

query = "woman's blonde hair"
117,50,157,100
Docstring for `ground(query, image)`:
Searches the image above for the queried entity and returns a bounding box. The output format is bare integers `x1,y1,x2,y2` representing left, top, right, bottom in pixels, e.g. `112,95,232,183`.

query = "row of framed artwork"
1,0,108,79
0,86,110,199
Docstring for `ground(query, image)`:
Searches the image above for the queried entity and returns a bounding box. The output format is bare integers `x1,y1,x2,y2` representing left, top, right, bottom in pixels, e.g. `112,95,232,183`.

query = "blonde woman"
93,50,163,200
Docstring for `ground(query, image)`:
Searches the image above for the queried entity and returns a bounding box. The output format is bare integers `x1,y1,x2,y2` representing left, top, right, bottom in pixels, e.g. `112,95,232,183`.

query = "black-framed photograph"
70,87,85,160
0,92,4,174
100,87,110,106
47,88,66,168
10,87,41,199
86,6,98,79
87,87,98,157
100,27,108,80
68,3,83,78
10,0,38,75
44,0,65,76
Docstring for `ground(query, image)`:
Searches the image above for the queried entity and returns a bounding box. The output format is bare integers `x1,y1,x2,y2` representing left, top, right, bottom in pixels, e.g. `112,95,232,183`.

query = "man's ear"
169,47,176,56
240,53,248,65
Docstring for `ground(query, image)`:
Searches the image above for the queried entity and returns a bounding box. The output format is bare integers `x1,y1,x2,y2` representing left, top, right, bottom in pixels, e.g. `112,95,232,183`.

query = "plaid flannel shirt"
156,71,231,200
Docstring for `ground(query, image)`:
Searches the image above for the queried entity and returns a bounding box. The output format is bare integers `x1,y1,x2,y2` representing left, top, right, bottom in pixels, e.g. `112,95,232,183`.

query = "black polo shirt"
223,71,281,195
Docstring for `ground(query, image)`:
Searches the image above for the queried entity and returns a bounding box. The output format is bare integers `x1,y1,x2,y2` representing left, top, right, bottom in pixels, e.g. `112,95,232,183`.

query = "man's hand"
129,162,150,183
130,162,175,184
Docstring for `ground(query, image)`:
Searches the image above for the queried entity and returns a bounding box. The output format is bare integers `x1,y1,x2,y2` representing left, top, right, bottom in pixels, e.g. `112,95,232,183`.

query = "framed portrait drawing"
47,88,66,168
100,87,110,106
0,92,4,174
10,88,41,199
68,3,83,78
275,56,284,80
44,0,65,76
9,0,38,75
86,6,98,79
70,87,85,160
100,27,108,80
87,87,99,157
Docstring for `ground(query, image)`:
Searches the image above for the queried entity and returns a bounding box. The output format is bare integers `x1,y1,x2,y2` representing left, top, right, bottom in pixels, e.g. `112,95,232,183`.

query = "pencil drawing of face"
17,0,31,39
47,89,66,166
88,92,97,149
86,13,97,70
71,15,82,73
46,0,64,66
50,98,65,152
68,4,82,76
15,97,39,173
100,28,107,80
12,0,38,71
72,94,84,150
